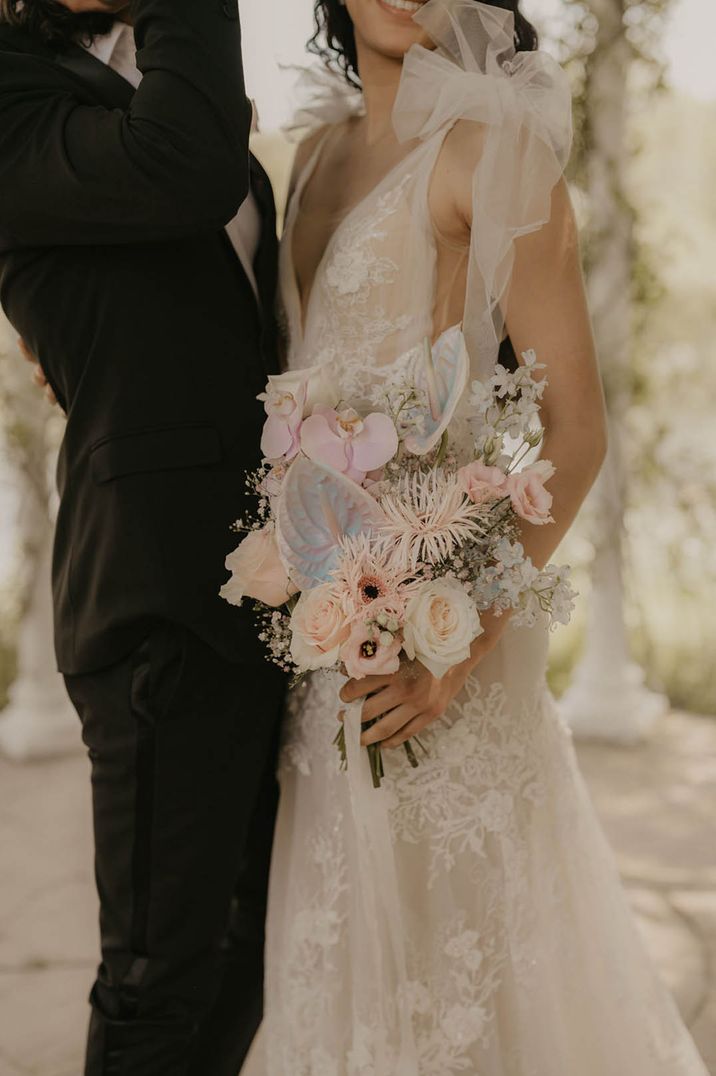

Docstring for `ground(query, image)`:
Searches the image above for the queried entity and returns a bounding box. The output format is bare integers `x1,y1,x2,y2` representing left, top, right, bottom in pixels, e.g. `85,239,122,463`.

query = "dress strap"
280,126,336,348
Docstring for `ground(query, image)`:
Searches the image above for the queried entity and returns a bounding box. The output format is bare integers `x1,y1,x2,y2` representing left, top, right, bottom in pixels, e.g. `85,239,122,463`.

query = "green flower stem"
333,718,425,789
403,740,420,769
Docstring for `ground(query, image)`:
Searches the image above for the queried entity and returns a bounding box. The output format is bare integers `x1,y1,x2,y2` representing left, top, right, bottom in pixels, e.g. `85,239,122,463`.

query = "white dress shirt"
84,22,263,302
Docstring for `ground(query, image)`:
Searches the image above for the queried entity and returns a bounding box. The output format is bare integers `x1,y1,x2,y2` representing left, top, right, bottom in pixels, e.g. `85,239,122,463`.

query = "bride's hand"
340,609,511,750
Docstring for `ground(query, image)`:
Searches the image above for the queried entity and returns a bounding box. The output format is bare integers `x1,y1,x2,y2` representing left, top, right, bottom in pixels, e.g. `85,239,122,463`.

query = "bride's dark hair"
309,0,539,86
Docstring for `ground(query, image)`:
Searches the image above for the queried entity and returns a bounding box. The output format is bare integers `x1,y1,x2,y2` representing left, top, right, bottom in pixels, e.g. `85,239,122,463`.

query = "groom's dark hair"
0,0,115,49
309,0,539,87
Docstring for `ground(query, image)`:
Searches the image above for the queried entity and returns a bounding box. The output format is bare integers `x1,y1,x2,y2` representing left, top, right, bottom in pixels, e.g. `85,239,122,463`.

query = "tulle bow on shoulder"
393,0,573,379
283,63,365,141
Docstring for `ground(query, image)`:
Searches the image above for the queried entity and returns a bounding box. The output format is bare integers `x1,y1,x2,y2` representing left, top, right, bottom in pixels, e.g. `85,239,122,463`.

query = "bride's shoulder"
428,119,488,241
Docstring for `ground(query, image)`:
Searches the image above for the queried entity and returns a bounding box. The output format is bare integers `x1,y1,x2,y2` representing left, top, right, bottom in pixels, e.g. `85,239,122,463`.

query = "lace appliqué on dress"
294,176,415,406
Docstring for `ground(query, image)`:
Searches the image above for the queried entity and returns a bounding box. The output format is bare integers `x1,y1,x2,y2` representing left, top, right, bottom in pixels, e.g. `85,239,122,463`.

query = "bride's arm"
439,121,608,572
341,135,607,748
494,178,608,568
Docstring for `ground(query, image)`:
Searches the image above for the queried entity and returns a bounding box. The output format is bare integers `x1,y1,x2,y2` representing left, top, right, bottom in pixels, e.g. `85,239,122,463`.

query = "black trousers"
64,623,286,1076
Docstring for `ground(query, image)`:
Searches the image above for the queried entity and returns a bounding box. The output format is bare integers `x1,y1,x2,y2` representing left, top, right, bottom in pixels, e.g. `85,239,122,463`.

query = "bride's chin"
352,0,430,57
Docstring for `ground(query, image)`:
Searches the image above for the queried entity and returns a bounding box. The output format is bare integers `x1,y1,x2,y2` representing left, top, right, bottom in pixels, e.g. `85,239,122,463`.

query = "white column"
560,432,668,743
560,0,667,741
0,320,79,761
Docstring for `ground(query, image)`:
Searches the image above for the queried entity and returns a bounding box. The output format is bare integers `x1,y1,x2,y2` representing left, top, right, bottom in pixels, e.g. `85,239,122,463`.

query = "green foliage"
0,627,17,711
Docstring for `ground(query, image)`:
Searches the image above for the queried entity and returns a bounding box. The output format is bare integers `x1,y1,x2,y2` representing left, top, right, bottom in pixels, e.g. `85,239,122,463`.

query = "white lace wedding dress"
242,3,709,1073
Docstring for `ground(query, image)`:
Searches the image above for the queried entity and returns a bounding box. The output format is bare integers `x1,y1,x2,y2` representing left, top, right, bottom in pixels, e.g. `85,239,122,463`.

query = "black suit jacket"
0,0,280,675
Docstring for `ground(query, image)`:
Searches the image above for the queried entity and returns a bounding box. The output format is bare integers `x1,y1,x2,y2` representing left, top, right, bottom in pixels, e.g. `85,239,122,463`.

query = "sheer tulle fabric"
242,1,709,1072
393,0,573,380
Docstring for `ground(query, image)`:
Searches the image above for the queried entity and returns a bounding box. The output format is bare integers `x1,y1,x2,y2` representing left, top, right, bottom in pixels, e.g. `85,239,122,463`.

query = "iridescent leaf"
276,458,385,590
404,325,469,456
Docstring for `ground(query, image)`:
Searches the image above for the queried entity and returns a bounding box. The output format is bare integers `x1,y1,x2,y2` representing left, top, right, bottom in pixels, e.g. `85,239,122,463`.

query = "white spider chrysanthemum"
378,470,486,569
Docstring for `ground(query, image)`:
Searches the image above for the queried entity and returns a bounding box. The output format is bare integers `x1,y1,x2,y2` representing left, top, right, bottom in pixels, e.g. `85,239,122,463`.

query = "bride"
244,0,709,1073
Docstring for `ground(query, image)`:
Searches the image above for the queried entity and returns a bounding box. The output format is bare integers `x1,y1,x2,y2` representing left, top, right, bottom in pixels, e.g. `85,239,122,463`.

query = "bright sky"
240,0,716,130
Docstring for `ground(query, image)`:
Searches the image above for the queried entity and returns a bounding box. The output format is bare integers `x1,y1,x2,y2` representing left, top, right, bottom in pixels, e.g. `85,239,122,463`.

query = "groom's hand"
19,339,57,406
55,0,130,12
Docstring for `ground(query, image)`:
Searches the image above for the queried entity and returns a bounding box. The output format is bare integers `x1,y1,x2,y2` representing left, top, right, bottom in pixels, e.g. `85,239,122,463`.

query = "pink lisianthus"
457,461,508,505
220,526,298,608
340,621,402,680
300,407,398,484
504,460,556,525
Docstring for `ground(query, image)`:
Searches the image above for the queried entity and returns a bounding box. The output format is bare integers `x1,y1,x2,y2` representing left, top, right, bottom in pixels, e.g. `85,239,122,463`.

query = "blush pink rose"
300,407,398,484
504,460,556,526
457,461,508,505
289,585,351,671
220,527,298,608
340,621,402,681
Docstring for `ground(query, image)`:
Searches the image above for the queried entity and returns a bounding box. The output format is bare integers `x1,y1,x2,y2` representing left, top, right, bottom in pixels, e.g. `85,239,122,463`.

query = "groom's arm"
0,0,252,246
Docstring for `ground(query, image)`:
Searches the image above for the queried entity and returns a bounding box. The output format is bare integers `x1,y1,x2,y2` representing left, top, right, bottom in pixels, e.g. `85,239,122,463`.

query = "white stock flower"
403,577,483,679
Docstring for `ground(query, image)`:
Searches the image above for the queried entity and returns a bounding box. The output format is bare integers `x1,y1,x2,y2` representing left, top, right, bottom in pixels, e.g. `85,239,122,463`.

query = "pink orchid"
258,364,340,463
340,621,403,681
258,382,306,461
300,407,398,484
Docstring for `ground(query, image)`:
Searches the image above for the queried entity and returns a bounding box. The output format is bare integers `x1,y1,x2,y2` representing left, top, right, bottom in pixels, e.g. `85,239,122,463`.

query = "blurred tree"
0,322,77,758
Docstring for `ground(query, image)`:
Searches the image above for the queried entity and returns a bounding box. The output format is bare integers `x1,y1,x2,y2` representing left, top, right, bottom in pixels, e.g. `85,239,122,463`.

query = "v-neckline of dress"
285,125,436,344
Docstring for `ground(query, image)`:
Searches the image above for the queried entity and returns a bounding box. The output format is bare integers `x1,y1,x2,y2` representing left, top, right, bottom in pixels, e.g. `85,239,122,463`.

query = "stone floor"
0,711,714,1076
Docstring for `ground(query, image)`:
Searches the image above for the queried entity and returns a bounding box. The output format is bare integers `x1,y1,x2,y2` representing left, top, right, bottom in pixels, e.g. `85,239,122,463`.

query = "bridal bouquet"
221,327,575,786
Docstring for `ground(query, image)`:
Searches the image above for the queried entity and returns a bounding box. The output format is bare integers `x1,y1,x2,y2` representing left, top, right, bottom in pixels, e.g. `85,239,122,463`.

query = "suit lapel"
250,157,278,305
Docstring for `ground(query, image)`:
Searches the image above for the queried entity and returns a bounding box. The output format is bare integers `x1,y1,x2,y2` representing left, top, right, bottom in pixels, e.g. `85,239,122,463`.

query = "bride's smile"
376,0,426,19
346,0,432,57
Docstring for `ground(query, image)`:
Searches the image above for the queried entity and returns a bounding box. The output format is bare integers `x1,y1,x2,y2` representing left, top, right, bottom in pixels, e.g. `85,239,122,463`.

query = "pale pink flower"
300,407,398,484
330,534,420,620
260,460,289,504
257,364,339,461
258,383,306,461
220,526,298,608
457,461,507,505
403,577,482,680
504,460,555,526
340,621,402,681
289,585,351,671
378,471,486,569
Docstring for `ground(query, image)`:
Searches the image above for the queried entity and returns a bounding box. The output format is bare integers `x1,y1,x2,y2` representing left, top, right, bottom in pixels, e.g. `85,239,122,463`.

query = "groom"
0,0,285,1072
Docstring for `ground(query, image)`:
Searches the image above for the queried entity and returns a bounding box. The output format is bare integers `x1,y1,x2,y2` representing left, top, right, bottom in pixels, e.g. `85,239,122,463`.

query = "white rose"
289,585,351,671
265,363,339,419
403,578,483,679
